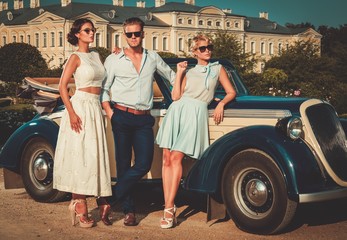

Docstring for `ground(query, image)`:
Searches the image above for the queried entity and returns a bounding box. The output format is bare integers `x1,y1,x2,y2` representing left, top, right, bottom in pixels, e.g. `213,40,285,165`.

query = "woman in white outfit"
53,18,112,228
156,34,237,229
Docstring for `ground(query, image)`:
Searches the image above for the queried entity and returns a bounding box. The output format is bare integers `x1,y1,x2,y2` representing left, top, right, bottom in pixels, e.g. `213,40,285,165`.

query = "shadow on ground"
89,182,208,225
283,197,347,233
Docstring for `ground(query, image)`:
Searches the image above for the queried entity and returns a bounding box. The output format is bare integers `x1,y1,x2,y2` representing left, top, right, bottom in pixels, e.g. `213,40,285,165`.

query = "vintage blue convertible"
1,58,347,234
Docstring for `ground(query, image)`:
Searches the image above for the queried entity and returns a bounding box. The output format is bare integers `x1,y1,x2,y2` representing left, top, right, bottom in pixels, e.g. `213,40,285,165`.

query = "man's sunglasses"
198,44,214,52
80,28,97,34
125,31,142,38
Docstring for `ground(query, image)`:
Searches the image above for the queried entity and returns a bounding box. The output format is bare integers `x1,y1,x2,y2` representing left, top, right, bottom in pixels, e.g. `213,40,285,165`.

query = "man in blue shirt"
101,17,175,226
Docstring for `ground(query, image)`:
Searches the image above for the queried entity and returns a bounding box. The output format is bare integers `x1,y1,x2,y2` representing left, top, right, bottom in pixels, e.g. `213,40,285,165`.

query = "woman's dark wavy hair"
67,18,94,46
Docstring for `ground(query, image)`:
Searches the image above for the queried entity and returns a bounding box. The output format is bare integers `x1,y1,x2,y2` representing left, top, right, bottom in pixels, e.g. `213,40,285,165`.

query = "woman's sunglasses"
198,44,214,52
125,31,142,38
80,28,97,34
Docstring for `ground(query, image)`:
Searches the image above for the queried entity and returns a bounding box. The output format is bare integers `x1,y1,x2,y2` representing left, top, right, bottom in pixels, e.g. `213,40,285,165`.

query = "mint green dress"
156,62,221,159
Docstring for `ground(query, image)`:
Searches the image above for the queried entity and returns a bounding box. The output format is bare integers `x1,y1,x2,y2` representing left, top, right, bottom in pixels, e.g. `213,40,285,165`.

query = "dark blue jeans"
108,108,155,214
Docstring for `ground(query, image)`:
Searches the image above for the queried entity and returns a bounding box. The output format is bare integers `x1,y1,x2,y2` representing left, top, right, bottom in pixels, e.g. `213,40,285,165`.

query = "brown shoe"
99,204,112,226
124,213,137,226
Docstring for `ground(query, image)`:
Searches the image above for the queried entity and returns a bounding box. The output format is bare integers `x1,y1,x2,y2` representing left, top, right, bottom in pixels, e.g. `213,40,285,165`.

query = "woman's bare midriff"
78,86,101,95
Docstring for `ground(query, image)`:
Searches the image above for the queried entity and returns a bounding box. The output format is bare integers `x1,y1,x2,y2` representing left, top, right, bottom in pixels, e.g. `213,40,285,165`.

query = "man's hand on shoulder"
113,46,122,55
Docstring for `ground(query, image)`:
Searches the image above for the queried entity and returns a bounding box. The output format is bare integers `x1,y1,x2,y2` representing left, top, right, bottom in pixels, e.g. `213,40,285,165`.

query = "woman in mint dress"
156,34,237,228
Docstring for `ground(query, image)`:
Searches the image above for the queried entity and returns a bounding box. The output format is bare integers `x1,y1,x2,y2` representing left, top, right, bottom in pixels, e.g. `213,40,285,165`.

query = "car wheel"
222,149,297,234
20,137,68,202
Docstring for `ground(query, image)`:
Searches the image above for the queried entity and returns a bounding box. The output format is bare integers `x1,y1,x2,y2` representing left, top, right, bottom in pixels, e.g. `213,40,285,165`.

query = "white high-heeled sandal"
160,205,177,229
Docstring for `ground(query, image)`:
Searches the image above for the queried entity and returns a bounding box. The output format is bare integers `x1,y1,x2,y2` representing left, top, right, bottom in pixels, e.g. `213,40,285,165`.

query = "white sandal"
160,205,177,229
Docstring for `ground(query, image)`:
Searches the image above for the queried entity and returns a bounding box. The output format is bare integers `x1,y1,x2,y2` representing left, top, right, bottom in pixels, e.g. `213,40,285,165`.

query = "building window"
261,63,265,72
153,36,158,50
278,43,282,55
243,41,246,54
178,38,183,51
269,43,273,55
188,38,192,50
13,36,16,42
226,22,230,28
115,34,120,48
198,20,203,25
178,18,183,24
2,36,6,45
43,33,47,47
20,35,24,42
188,19,192,25
27,35,30,44
235,22,239,28
107,33,110,48
163,37,168,51
251,42,256,54
261,42,265,55
216,21,220,27
207,21,212,26
59,32,63,47
95,33,100,47
286,43,289,50
59,58,63,65
51,32,55,47
35,33,39,47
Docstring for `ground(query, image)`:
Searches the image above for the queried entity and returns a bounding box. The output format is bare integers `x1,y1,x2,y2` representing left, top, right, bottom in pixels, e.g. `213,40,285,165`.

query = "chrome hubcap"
245,179,268,207
32,152,53,185
236,169,274,218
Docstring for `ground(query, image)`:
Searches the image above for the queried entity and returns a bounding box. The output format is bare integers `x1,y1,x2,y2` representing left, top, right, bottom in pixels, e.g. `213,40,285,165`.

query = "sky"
26,0,347,28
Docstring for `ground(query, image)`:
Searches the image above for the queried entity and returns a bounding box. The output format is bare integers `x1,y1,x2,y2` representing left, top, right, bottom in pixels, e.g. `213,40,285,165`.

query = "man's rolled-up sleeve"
101,55,116,102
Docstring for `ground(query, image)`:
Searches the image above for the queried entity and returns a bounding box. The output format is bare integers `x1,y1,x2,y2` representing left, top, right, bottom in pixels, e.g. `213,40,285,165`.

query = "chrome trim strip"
46,108,292,119
299,188,347,203
209,109,292,118
44,111,63,120
46,109,167,118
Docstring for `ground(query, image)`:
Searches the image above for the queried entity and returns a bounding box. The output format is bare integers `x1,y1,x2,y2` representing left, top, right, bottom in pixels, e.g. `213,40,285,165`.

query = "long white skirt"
53,90,112,197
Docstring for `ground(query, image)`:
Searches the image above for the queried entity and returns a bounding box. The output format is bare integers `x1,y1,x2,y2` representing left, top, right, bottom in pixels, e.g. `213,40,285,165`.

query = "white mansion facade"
0,0,322,72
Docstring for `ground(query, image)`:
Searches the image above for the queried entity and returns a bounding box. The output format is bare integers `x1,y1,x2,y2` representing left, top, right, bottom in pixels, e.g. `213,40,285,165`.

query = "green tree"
211,30,256,76
157,51,178,58
260,68,290,96
285,22,316,30
264,40,347,113
265,40,320,88
90,47,111,63
0,43,48,83
319,25,347,84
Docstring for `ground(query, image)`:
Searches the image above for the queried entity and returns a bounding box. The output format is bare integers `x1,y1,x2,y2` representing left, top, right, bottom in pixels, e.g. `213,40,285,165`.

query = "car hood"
220,95,310,115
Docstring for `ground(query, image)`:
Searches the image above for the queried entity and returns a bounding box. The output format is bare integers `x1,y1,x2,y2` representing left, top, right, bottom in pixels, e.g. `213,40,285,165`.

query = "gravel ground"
1,168,347,240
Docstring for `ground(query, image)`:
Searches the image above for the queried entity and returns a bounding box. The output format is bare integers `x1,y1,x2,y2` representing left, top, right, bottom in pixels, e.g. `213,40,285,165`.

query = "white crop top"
72,51,106,89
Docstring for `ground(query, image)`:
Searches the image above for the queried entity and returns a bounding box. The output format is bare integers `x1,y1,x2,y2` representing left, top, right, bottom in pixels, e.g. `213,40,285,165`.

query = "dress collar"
195,61,219,89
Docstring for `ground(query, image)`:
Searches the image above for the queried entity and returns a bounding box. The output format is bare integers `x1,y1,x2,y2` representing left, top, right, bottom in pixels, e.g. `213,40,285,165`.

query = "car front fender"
183,125,323,202
0,117,59,172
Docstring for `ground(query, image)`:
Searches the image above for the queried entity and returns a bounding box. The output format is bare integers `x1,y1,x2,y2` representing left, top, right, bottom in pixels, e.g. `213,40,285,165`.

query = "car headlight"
287,117,303,140
276,117,303,140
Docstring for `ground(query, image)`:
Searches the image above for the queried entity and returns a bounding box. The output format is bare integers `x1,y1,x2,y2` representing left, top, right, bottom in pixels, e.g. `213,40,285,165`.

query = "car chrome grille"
306,103,347,181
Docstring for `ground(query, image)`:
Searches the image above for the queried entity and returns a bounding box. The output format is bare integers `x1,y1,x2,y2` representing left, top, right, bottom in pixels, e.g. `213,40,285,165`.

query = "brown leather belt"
114,104,150,115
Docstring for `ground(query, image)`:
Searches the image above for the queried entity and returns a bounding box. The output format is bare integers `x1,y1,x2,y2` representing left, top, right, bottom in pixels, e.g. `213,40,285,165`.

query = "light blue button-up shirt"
101,49,175,110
